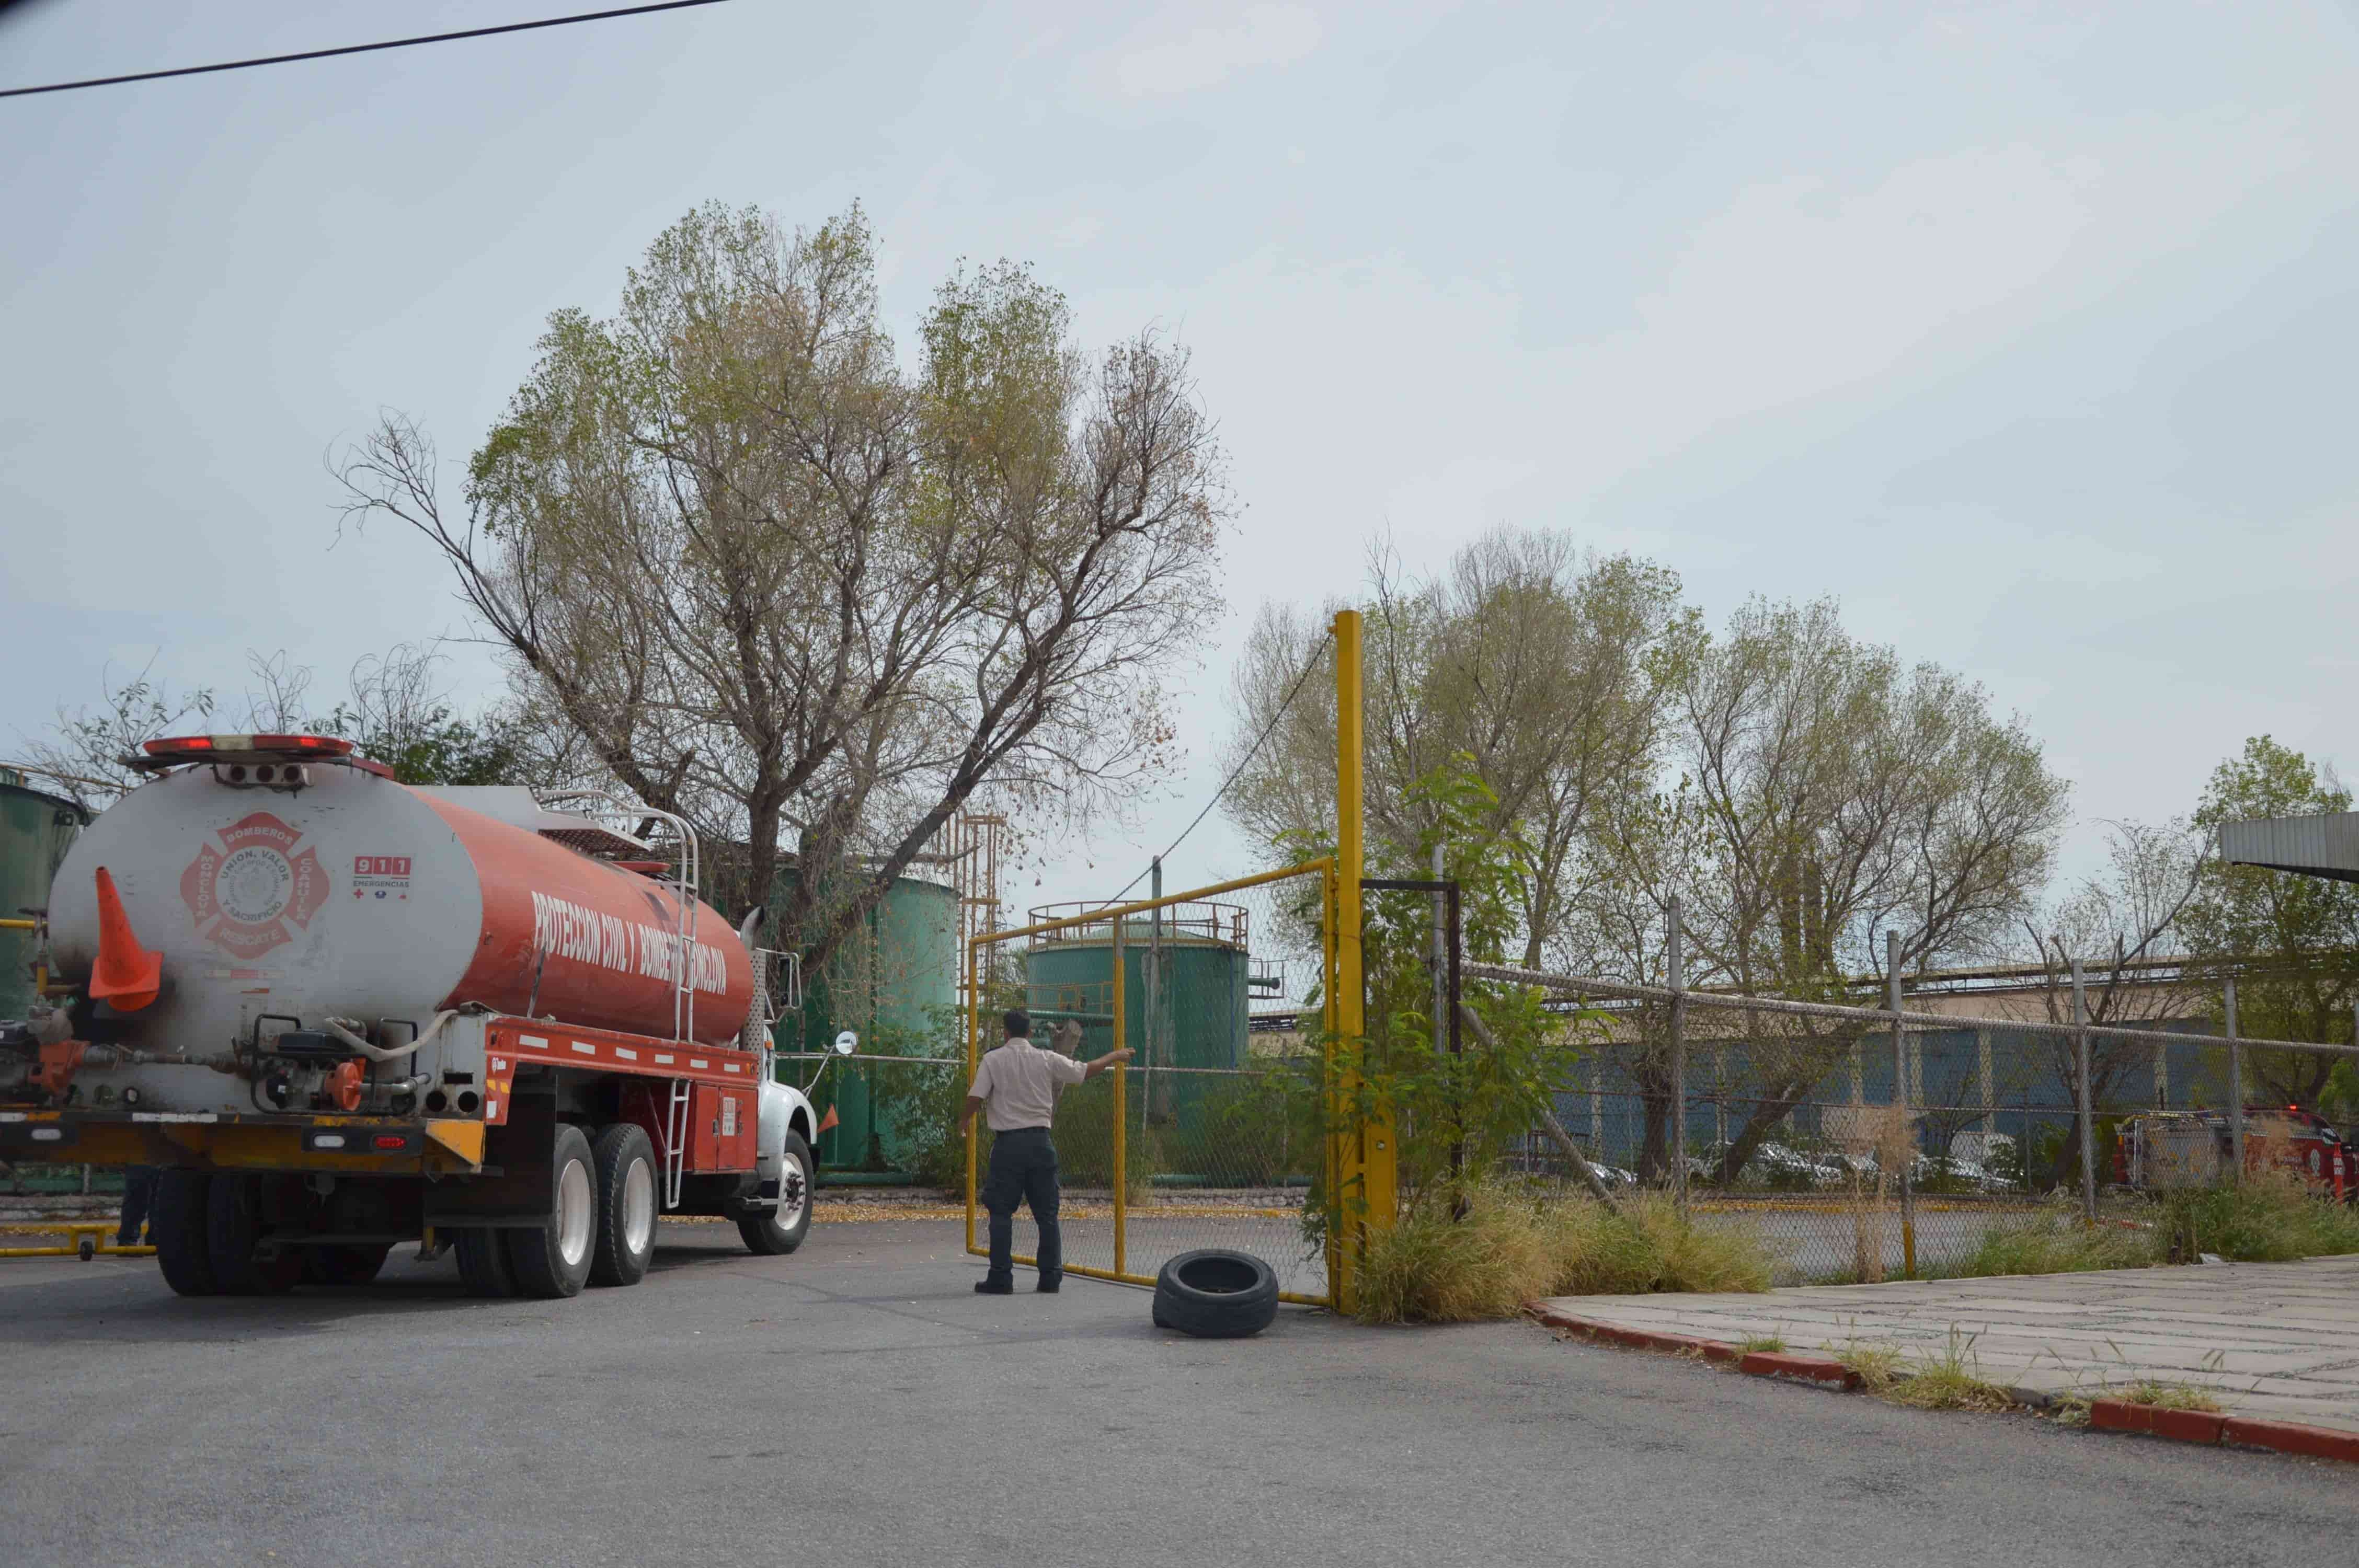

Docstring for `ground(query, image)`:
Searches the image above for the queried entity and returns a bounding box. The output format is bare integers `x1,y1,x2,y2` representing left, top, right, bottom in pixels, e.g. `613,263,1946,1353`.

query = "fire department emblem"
180,811,330,957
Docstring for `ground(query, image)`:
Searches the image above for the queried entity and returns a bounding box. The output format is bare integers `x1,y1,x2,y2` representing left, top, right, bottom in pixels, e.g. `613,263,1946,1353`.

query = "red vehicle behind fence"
2116,1106,2354,1199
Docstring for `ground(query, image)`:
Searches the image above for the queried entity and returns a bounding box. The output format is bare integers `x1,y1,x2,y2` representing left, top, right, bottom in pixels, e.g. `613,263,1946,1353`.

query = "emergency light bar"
140,734,357,764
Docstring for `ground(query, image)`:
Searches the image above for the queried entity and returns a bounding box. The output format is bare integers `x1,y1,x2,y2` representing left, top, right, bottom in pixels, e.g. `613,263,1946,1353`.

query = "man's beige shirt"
969,1038,1087,1132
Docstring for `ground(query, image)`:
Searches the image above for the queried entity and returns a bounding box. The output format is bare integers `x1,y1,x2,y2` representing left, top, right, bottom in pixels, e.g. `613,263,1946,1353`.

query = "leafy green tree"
2183,735,2359,1104
1224,530,1693,968
338,203,1227,976
1288,756,1582,1216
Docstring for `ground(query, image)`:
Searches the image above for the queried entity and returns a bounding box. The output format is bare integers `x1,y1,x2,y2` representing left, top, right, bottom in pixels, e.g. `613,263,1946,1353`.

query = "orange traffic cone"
90,867,163,1012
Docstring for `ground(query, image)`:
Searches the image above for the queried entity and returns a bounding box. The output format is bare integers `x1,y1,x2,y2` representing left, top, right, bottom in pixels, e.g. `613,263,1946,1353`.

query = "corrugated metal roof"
2218,812,2359,884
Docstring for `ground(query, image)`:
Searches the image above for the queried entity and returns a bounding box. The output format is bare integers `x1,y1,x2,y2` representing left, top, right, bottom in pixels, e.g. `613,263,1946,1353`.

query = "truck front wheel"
738,1132,815,1256
152,1169,217,1297
506,1123,597,1299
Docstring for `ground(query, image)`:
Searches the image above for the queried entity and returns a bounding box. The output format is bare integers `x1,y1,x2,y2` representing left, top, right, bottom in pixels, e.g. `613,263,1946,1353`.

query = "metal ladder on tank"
649,809,700,1207
568,795,705,1208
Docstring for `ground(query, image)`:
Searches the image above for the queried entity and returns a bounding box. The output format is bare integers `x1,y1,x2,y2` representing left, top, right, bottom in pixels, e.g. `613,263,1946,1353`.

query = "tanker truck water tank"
47,759,752,1076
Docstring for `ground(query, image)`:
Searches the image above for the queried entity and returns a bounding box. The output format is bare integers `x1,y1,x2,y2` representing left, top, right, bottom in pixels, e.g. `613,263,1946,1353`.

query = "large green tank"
0,770,89,1020
1022,901,1251,1129
778,871,958,1171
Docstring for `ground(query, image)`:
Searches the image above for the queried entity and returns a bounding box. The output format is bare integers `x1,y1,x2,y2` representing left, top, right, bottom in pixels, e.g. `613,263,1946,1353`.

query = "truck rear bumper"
0,1109,485,1176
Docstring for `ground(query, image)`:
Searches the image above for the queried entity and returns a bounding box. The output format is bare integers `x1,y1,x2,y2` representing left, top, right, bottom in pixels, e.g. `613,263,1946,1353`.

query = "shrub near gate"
1354,1182,1770,1324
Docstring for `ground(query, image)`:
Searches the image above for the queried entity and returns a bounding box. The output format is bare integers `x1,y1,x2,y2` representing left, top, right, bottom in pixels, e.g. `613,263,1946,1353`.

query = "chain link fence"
0,1161,122,1197
1470,958,2359,1286
967,862,1336,1304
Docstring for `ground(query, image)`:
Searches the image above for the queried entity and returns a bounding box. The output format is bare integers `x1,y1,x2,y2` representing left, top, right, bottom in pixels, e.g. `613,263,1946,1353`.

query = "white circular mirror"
833,1030,858,1055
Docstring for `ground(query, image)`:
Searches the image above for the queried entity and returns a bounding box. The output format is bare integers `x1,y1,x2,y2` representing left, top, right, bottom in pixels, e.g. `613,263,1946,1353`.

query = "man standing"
116,1163,157,1248
958,1009,1131,1295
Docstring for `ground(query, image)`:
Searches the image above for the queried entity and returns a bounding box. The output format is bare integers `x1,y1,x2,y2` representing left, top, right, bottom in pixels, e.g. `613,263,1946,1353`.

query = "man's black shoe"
1037,1279,1061,1294
975,1278,1015,1295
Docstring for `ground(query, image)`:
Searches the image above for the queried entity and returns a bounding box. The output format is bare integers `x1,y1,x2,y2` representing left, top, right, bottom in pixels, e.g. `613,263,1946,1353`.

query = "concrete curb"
1527,1305,1857,1389
2089,1400,2359,1464
1528,1304,2359,1465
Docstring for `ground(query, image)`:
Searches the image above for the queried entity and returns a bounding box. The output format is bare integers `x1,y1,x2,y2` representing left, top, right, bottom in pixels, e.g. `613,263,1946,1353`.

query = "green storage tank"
779,871,958,1172
1,769,90,1021
1021,900,1250,1129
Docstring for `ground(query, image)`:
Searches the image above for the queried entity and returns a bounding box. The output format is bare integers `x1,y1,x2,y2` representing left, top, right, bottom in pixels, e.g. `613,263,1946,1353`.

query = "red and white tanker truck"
0,733,822,1300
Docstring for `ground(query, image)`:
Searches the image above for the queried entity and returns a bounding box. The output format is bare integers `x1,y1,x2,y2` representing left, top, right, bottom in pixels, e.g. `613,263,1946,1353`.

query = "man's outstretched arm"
1082,1048,1136,1081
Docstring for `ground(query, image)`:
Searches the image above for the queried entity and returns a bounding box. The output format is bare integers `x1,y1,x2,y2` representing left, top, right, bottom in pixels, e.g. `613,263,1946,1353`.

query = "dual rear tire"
153,1170,306,1298
458,1122,656,1299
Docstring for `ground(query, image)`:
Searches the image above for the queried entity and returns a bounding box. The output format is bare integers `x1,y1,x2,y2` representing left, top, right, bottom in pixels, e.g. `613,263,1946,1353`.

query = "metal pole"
964,942,979,1257
1147,856,1162,1127
1430,840,1447,1058
1331,608,1383,1309
2073,957,2097,1224
1668,894,1686,1210
2225,975,2245,1183
1112,916,1127,1281
1888,930,1915,1278
1447,880,1463,1185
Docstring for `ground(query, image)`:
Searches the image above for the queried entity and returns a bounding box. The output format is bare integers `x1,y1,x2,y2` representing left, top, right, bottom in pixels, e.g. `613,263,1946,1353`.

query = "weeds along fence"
1468,950,2359,1287
967,861,1336,1306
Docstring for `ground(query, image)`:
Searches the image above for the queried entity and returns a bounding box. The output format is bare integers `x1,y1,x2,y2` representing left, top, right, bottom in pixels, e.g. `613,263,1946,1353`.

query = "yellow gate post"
1111,915,1127,1278
1329,607,1392,1315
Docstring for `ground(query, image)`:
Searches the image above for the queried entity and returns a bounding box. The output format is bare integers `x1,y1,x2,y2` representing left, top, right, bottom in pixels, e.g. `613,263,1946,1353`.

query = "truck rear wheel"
454,1228,517,1297
506,1123,597,1299
208,1174,303,1295
589,1123,657,1288
152,1169,217,1297
737,1132,814,1256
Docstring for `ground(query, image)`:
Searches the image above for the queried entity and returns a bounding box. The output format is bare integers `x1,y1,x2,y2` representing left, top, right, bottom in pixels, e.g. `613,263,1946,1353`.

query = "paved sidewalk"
1538,1256,2359,1434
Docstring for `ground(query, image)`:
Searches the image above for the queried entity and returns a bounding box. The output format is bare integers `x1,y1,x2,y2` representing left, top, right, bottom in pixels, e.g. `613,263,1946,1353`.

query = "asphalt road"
2,1218,2351,1567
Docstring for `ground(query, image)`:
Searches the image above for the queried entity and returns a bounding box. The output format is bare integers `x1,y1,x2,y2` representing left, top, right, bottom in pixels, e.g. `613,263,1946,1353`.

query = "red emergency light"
143,734,357,763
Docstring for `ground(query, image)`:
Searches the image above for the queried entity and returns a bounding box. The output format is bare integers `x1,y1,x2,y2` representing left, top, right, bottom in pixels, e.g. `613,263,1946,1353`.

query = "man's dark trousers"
981,1127,1060,1288
117,1165,158,1247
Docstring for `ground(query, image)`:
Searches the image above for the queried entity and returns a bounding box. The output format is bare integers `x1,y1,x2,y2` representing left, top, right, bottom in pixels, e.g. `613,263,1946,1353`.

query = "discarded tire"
1151,1249,1279,1339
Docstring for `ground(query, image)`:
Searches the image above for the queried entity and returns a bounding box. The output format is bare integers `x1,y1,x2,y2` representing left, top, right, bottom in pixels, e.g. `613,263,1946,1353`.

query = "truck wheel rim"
777,1153,809,1230
622,1157,655,1256
557,1157,594,1269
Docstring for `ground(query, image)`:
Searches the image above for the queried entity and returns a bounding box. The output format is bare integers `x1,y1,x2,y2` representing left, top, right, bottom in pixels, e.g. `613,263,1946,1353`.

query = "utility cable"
1098,626,1336,909
1,1,729,99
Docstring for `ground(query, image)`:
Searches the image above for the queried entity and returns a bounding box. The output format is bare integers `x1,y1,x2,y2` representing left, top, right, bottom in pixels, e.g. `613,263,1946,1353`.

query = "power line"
0,0,730,100
1099,627,1337,909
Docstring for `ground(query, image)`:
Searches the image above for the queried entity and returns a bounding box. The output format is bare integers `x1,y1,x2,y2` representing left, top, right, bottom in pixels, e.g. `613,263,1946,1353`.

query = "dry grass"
1837,1106,1916,1285
2118,1380,2225,1413
1945,1205,2162,1277
1355,1182,1773,1324
2158,1169,2359,1263
1822,1327,2018,1411
1887,1330,2017,1412
1737,1332,1788,1353
1825,1339,1907,1392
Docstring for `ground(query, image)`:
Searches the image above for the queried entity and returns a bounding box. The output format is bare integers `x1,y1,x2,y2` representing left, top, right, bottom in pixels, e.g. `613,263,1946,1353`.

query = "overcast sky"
4,1,2355,918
